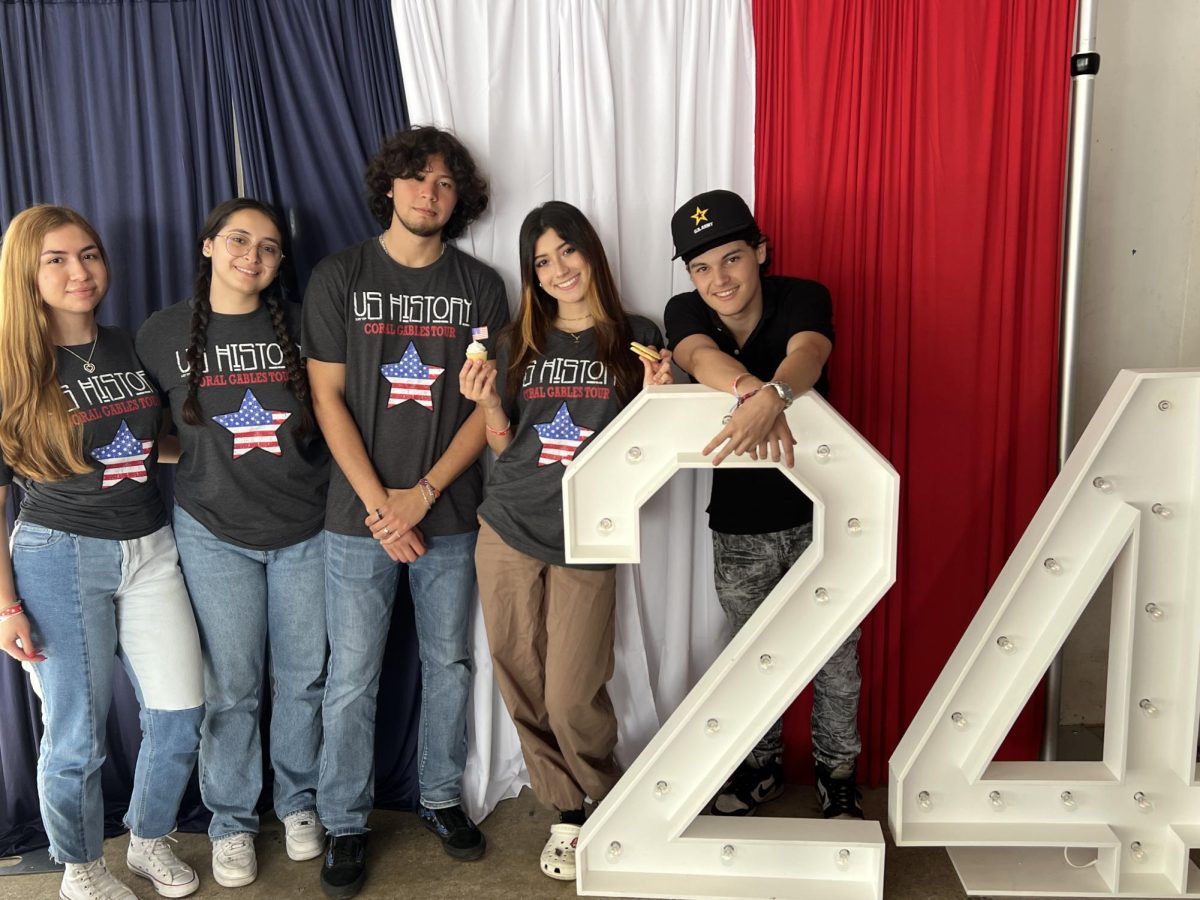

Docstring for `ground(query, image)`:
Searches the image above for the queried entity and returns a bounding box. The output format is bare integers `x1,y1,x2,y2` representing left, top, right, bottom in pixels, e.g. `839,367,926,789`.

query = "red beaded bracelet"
0,603,24,621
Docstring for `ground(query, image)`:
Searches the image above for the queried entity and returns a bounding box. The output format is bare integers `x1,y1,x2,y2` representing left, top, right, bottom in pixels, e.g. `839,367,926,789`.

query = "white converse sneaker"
60,858,137,900
539,823,580,881
281,808,325,861
211,833,257,888
126,834,199,898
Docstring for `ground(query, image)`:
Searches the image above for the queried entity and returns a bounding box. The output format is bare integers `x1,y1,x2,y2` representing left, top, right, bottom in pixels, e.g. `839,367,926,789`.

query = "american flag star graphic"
212,389,292,459
90,420,153,488
380,342,444,410
533,403,595,467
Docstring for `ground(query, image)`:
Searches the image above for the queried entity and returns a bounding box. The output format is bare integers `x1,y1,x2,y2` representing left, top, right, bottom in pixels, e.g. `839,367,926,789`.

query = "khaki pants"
475,520,620,811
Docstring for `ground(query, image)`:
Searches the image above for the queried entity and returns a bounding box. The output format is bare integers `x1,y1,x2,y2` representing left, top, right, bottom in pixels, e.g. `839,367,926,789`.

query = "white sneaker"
539,823,580,881
282,809,325,861
211,833,257,888
60,858,137,900
126,835,199,898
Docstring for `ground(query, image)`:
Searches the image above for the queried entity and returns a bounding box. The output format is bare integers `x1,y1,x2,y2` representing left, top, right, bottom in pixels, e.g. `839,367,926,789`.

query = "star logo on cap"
690,206,709,227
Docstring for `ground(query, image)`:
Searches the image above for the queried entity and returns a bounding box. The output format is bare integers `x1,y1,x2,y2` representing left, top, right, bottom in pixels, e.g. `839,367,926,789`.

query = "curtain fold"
753,0,1073,784
213,0,408,295
0,0,238,855
392,0,756,820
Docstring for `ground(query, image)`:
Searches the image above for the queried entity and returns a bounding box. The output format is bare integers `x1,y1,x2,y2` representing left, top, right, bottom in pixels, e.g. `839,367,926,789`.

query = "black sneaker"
815,761,864,819
710,759,785,816
321,833,367,899
418,804,486,860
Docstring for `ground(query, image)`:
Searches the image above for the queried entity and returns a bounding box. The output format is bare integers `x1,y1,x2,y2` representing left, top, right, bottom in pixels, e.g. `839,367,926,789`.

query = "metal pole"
1042,0,1100,762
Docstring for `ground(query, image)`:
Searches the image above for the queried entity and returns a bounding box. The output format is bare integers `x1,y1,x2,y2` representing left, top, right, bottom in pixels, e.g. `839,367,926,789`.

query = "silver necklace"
379,233,446,263
60,335,99,373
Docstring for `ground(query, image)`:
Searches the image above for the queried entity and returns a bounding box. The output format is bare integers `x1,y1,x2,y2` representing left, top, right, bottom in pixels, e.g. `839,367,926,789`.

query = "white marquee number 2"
562,385,899,900
891,370,1200,897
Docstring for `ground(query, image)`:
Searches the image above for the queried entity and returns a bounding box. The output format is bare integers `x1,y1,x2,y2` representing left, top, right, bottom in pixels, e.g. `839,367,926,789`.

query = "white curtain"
391,0,757,820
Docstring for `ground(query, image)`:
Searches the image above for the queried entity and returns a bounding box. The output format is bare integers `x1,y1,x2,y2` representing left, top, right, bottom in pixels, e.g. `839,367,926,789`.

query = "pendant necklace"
557,311,592,343
60,334,99,373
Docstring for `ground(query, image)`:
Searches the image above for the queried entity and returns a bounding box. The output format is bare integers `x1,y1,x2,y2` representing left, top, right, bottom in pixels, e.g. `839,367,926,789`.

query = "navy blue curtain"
0,0,415,856
0,0,238,856
213,0,408,293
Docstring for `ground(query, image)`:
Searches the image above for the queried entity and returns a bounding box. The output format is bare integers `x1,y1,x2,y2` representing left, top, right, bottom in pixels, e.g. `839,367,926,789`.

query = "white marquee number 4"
890,369,1200,898
562,385,899,900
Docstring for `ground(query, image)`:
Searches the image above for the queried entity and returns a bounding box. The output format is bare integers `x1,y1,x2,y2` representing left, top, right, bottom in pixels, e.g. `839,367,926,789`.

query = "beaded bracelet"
486,420,512,437
0,602,24,623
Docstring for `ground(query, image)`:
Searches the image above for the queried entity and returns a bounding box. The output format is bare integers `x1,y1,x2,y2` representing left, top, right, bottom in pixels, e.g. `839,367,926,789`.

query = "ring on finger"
383,527,392,536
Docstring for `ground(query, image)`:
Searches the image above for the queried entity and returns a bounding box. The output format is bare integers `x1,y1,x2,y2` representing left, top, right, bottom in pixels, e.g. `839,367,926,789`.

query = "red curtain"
753,0,1076,785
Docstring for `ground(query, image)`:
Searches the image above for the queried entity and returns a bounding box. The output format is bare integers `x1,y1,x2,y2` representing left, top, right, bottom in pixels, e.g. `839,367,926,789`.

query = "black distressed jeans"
712,523,862,770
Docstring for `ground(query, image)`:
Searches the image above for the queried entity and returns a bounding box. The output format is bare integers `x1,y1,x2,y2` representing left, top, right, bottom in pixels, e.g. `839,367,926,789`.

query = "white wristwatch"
762,380,794,410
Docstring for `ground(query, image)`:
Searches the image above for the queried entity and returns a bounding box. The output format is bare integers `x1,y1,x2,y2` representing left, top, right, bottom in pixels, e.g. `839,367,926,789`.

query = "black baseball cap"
671,189,758,262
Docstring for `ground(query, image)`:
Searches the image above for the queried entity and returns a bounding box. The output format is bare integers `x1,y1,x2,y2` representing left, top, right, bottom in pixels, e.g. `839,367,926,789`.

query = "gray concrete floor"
0,786,969,899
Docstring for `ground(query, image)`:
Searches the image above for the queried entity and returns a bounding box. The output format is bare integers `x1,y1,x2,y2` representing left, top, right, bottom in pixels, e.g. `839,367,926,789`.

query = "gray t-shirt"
302,239,510,537
136,299,330,550
0,326,166,540
478,316,663,568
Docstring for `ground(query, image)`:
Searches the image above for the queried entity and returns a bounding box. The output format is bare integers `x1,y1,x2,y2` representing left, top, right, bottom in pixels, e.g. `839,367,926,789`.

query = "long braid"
263,292,314,437
182,273,212,426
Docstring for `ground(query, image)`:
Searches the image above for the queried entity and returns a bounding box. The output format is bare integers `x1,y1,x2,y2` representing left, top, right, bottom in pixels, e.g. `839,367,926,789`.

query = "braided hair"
183,198,313,436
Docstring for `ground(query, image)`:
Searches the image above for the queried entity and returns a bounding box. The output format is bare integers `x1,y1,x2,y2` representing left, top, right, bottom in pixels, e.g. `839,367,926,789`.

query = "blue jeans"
12,522,204,864
319,529,477,835
173,506,327,840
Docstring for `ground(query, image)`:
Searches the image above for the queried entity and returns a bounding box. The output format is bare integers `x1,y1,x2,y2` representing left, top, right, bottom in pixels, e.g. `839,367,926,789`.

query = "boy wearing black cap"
664,190,863,819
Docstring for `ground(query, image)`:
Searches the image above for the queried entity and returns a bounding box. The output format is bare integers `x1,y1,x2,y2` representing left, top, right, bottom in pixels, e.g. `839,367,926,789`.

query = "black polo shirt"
664,275,833,534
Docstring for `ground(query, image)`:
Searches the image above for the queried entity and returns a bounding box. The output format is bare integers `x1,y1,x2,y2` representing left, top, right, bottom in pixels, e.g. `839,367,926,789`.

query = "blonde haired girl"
0,205,205,900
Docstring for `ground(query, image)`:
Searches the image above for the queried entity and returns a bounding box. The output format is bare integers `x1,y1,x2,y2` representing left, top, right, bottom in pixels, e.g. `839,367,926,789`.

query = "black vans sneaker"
320,833,367,899
710,759,786,816
815,761,864,819
418,804,486,860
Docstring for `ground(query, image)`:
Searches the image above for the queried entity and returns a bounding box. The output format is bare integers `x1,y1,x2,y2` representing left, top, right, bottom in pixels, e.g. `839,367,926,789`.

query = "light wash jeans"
318,529,477,835
12,522,204,864
172,506,327,840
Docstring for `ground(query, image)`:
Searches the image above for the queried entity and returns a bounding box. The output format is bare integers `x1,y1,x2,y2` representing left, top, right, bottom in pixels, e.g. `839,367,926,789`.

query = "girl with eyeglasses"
0,205,204,899
459,200,672,881
136,198,330,888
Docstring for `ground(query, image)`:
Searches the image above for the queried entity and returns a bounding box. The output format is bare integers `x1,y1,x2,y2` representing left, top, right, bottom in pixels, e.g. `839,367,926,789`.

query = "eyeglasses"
215,232,284,268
